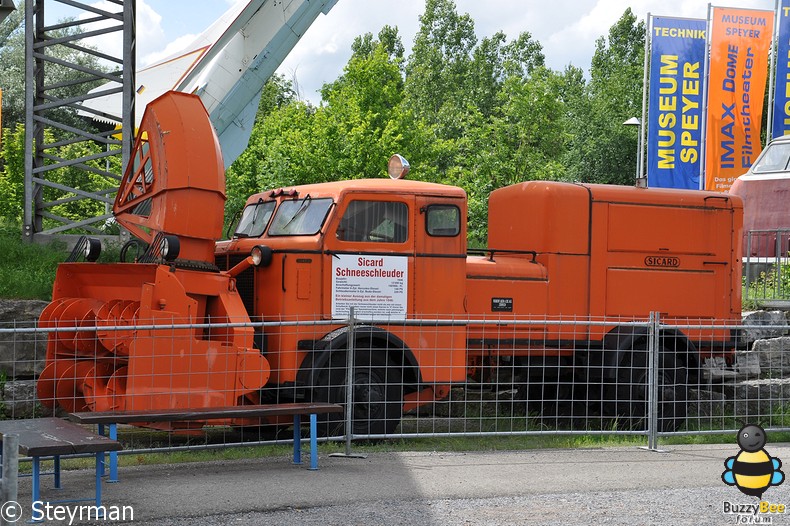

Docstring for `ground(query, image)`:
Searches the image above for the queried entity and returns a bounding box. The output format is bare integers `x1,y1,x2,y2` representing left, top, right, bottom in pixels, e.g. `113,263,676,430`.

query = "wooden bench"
68,402,343,480
0,417,122,512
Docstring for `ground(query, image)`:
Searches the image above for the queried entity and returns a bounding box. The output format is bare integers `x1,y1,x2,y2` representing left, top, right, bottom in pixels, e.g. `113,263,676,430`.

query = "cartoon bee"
722,424,785,499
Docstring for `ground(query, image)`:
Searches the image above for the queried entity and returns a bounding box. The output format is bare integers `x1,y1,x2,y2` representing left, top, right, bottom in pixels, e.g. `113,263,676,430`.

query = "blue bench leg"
309,413,318,471
53,455,61,489
98,423,106,476
32,457,40,503
29,457,42,523
94,452,105,519
292,414,301,465
108,424,119,483
97,423,119,482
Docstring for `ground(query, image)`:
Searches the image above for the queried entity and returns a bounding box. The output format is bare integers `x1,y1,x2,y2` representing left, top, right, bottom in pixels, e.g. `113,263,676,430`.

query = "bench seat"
68,402,343,478
0,417,121,516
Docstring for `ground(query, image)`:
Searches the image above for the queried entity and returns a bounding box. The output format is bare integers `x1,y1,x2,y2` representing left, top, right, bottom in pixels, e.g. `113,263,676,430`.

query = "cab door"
413,195,466,315
323,195,415,321
413,195,468,383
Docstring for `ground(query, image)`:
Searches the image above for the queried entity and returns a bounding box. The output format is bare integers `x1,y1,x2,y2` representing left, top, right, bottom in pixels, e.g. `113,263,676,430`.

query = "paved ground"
6,443,790,525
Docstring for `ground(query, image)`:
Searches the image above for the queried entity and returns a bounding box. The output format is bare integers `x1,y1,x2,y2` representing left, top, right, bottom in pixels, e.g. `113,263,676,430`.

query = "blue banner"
647,17,706,189
773,0,790,139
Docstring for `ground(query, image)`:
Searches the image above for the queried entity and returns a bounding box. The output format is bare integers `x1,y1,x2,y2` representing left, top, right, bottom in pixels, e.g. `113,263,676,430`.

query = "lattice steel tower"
24,0,135,243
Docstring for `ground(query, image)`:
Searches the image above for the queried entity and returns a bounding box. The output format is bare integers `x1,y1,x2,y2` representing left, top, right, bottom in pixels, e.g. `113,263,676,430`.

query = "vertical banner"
773,0,790,139
705,7,774,192
647,17,707,189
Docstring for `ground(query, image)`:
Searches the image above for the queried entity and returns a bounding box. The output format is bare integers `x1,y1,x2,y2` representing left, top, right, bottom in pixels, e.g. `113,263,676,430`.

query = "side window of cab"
337,201,409,243
426,204,460,237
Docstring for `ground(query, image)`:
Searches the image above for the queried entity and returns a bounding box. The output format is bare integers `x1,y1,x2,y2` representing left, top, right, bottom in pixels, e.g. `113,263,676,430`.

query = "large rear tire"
609,344,688,432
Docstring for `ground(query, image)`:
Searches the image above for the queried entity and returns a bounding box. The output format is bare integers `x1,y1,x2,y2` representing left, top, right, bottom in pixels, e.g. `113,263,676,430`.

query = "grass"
0,222,66,300
743,260,790,310
0,221,122,300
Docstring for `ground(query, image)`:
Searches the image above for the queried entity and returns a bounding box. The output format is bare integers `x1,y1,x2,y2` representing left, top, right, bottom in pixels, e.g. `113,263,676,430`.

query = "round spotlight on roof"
387,154,410,180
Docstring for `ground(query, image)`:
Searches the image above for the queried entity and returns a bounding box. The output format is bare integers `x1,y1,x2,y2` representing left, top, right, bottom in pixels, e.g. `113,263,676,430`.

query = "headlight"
160,235,180,262
250,245,273,267
84,237,102,262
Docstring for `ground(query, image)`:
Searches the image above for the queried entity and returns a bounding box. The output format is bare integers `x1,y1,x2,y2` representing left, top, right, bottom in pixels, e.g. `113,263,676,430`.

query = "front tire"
313,345,403,437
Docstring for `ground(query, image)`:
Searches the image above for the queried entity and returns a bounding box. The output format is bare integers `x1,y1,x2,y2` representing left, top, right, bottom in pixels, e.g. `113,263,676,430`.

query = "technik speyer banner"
647,16,707,189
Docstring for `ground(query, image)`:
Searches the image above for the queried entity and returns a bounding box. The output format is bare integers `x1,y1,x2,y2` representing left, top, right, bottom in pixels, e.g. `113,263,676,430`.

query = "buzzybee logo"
722,424,785,498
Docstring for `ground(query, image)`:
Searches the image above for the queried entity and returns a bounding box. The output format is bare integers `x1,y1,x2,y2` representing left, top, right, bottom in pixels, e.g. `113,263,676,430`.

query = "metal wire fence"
743,229,790,308
0,311,787,454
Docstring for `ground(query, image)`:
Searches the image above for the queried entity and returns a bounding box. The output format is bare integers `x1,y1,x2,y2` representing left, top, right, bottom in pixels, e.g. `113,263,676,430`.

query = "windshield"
268,197,333,236
234,200,276,238
751,142,790,174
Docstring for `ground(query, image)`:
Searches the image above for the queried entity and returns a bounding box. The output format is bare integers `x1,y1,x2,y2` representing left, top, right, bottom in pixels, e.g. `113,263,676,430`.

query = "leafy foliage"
227,1,644,245
0,2,116,236
0,4,110,132
743,261,790,310
565,9,645,185
0,125,25,221
0,124,117,227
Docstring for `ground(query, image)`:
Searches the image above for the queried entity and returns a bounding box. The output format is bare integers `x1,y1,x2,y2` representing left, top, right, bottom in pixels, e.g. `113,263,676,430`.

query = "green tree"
0,4,109,133
566,9,645,185
321,26,405,135
254,74,297,122
225,5,652,245
455,66,570,245
226,76,309,217
0,123,115,225
0,125,25,221
0,4,117,231
404,0,477,121
0,6,24,132
47,138,116,223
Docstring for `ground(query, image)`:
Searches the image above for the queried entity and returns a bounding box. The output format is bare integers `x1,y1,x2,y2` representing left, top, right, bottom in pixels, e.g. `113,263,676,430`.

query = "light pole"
623,117,645,187
0,0,15,25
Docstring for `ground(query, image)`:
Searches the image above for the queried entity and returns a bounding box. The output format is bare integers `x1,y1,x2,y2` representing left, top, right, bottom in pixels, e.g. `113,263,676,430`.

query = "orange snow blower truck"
36,91,743,434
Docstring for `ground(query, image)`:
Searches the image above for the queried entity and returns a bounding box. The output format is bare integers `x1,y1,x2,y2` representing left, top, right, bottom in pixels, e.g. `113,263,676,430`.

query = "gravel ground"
118,487,779,526
17,445,787,526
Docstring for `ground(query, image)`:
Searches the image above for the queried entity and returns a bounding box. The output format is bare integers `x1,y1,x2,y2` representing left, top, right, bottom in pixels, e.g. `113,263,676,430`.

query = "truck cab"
215,175,471,415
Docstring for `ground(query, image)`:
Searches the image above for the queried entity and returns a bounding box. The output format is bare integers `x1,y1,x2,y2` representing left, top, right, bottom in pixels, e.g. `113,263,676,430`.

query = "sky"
44,0,775,104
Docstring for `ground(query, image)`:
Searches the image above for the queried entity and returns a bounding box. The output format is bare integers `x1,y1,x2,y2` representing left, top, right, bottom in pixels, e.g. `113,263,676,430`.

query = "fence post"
745,232,752,301
647,312,660,451
330,307,366,459
776,229,783,298
344,307,356,451
0,434,19,526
